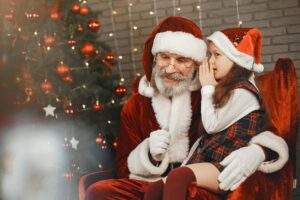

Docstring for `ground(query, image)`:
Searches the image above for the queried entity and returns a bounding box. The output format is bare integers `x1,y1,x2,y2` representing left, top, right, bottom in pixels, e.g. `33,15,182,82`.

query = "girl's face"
208,42,234,81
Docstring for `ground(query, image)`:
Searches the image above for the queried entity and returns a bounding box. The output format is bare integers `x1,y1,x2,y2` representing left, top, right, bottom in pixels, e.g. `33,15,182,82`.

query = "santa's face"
154,52,197,97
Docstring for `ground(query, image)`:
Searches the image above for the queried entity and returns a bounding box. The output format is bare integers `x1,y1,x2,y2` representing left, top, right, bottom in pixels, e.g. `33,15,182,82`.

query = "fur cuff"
250,131,289,173
127,138,170,177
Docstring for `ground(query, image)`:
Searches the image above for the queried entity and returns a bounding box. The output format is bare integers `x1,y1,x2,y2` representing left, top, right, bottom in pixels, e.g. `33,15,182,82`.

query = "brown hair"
213,64,253,108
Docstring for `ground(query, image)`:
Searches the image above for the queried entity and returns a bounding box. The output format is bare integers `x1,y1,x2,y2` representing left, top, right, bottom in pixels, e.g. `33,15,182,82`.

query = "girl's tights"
144,166,196,200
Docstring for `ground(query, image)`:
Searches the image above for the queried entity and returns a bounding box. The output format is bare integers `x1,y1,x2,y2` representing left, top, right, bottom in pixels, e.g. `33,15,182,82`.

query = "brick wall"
88,0,300,198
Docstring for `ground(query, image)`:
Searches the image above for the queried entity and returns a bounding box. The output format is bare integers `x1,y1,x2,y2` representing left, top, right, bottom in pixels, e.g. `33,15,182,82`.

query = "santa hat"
143,16,207,81
207,28,264,73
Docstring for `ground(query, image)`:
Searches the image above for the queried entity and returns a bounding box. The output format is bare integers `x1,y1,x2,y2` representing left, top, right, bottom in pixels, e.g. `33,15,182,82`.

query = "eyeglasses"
155,53,195,69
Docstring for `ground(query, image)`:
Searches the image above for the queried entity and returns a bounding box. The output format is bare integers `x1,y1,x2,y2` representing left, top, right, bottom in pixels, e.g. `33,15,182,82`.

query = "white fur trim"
181,138,201,166
207,31,264,72
253,63,264,73
138,76,155,98
250,131,289,173
129,174,163,182
138,75,200,98
151,31,207,62
152,90,192,162
168,91,192,161
127,138,170,178
152,94,171,130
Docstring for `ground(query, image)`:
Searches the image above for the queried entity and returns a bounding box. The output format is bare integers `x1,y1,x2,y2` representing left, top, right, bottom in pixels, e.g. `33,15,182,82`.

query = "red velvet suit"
116,90,201,179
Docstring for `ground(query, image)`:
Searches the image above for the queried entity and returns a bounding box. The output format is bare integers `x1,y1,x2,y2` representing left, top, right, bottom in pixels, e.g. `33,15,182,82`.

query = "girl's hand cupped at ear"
199,57,217,87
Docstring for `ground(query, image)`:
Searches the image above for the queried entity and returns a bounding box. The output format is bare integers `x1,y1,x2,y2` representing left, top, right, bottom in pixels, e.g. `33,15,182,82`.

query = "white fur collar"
152,90,192,162
138,75,200,98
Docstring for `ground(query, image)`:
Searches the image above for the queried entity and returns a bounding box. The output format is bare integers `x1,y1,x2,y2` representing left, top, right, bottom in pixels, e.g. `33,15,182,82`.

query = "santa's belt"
162,162,182,177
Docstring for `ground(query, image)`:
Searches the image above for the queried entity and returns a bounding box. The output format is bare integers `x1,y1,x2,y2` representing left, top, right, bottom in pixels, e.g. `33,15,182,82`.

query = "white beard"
154,66,195,97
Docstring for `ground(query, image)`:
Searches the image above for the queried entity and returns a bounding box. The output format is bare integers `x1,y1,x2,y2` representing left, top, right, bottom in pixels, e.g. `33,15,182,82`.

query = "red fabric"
143,16,204,81
85,178,149,200
144,180,164,200
163,167,196,200
116,91,201,178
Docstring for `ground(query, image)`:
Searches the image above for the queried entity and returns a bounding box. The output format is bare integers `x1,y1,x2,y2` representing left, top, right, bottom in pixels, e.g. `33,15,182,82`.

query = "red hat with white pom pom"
207,28,264,73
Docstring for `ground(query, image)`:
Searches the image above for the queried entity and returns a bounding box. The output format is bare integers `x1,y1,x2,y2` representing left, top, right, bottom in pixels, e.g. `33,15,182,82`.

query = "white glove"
218,144,265,191
149,130,171,161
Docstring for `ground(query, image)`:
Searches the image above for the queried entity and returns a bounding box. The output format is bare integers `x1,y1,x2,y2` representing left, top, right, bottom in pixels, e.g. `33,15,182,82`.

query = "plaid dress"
187,80,265,171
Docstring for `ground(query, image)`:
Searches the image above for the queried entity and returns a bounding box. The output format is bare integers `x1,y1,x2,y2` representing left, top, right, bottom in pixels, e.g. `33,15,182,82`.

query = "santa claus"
85,16,288,200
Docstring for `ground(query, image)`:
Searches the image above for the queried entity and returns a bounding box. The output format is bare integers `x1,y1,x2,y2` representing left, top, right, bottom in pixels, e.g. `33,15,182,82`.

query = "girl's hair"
213,64,253,108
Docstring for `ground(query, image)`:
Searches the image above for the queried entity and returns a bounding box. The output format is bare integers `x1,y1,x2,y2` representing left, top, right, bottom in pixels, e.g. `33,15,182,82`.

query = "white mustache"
158,70,186,81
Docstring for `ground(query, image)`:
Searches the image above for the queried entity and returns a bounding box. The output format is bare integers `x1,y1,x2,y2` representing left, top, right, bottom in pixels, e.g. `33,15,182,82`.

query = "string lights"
197,0,203,29
127,0,137,77
108,0,124,80
235,0,243,27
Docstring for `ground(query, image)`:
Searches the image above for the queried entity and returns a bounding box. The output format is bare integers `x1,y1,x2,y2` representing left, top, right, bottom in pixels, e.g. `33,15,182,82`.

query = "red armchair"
79,58,299,200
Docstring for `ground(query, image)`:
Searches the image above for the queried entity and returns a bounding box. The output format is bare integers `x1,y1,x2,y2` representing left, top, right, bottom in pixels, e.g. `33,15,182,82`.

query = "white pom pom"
143,86,155,97
138,76,155,97
253,63,264,73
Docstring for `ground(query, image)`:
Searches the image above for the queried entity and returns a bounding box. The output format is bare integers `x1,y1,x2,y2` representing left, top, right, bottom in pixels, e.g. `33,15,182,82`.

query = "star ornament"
70,137,79,150
43,104,56,117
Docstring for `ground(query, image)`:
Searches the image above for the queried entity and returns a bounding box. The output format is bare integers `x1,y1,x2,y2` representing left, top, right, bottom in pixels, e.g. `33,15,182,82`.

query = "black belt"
162,162,182,177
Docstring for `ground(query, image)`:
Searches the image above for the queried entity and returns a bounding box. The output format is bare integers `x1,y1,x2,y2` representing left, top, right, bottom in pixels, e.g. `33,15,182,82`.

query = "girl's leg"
186,162,223,193
162,166,197,200
144,179,164,200
163,163,223,200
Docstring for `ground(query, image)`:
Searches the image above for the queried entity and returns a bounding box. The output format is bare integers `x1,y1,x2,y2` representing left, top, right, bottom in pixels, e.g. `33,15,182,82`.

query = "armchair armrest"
79,169,116,200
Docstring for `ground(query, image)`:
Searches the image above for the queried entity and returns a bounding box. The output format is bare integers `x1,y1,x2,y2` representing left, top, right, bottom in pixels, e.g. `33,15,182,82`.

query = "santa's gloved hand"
218,144,265,191
149,130,171,161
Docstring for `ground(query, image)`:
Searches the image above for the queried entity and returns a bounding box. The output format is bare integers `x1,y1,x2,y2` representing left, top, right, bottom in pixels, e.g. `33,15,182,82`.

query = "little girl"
144,27,267,200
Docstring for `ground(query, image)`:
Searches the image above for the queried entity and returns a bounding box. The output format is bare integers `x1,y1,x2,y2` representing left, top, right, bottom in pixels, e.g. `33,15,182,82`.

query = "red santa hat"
143,16,207,81
207,28,264,73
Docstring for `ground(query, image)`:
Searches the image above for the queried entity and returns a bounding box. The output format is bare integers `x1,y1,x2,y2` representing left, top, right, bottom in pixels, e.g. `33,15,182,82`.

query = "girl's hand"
199,57,217,86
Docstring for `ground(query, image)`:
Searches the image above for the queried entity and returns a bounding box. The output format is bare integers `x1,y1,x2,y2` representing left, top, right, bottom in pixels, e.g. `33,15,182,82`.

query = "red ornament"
44,35,56,46
56,63,70,76
92,100,104,111
77,24,84,32
4,13,14,21
65,105,75,116
96,137,103,144
68,38,77,46
88,19,101,32
71,3,81,13
50,0,62,20
79,6,89,15
41,80,52,93
50,12,62,20
115,85,127,98
105,52,115,62
81,42,95,57
113,141,118,148
62,75,73,83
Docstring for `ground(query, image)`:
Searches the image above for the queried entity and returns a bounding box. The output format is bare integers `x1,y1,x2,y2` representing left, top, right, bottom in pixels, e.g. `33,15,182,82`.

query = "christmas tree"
0,0,125,199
